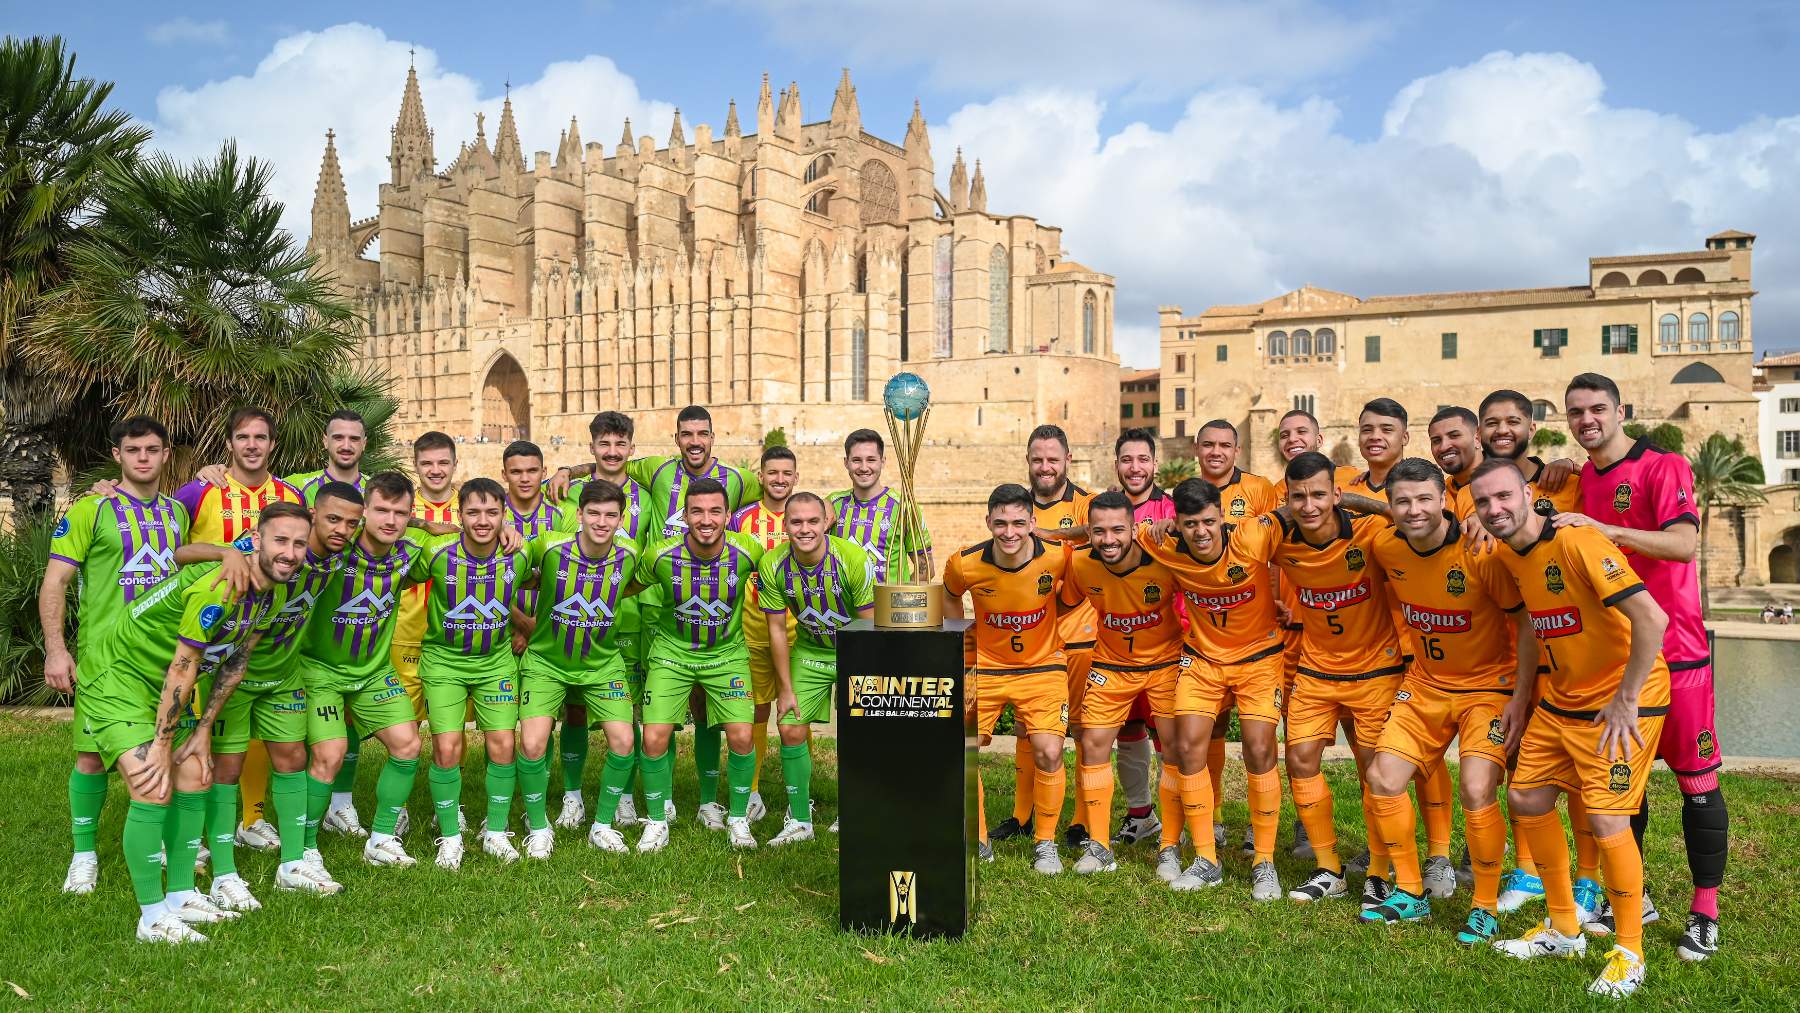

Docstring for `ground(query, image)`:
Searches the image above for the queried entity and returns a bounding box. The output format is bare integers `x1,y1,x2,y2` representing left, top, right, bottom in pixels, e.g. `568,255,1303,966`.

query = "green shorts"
781,648,839,726
301,662,418,744
92,711,199,770
642,645,753,727
421,661,518,736
213,680,309,752
72,692,99,755
520,657,635,724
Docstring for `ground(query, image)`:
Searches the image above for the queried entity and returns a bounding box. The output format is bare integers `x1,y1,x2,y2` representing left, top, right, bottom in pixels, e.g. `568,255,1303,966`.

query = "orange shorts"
1375,676,1512,771
975,665,1070,738
1082,658,1178,727
1511,705,1666,816
1285,671,1405,749
1176,648,1286,725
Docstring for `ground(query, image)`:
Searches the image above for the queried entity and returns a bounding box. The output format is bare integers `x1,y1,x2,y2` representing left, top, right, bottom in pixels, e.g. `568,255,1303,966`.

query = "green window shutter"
1601,326,1611,355
1629,324,1639,353
1533,329,1543,348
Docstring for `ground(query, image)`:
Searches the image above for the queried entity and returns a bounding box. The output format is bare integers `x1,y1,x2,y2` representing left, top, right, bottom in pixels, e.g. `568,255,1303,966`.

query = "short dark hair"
1469,457,1524,486
844,428,884,456
1429,406,1478,430
1565,372,1621,407
760,445,797,468
577,478,626,513
258,500,311,530
459,477,505,507
367,470,415,504
502,440,542,465
1279,408,1320,430
314,481,364,508
325,408,364,429
684,477,728,507
110,415,168,447
676,405,713,428
1360,398,1408,427
1478,389,1532,421
986,483,1033,514
413,431,455,459
227,407,275,438
1386,456,1445,493
1172,477,1222,516
589,411,634,441
1088,490,1134,521
1198,419,1238,441
1285,451,1335,485
1114,427,1158,457
1027,424,1069,453
787,491,828,518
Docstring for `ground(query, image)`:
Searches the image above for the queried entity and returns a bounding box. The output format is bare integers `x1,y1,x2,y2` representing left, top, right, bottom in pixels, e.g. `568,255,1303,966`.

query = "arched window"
933,234,952,357
1659,313,1680,346
804,156,834,215
1531,399,1554,422
1689,312,1710,345
1292,328,1313,356
1671,362,1725,384
988,244,1010,353
859,160,899,225
1082,290,1097,354
1600,271,1630,287
1314,327,1336,356
1268,330,1288,357
1674,267,1707,284
804,155,833,183
481,353,531,442
852,318,869,400
1719,310,1741,344
1637,269,1668,285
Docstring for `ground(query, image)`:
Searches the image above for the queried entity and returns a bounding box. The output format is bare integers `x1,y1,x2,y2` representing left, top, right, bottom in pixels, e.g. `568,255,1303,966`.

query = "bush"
1623,421,1684,454
1531,428,1568,449
0,512,59,705
1155,457,1197,489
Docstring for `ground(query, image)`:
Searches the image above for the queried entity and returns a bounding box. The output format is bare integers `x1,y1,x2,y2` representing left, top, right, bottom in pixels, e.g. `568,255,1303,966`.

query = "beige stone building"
1158,232,1759,475
1119,367,1161,435
308,67,1118,551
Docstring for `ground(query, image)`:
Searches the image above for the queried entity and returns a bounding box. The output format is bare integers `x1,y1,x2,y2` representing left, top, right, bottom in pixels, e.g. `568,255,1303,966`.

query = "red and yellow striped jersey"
395,494,458,648
173,474,302,545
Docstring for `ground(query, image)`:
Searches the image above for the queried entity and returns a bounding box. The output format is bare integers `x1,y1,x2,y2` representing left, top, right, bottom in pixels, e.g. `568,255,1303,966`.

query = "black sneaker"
988,816,1033,841
1062,823,1091,850
1676,911,1719,962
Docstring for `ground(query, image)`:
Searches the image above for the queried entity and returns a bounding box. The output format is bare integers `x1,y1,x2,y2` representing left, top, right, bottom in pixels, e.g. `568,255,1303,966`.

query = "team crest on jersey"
1607,762,1632,794
1612,482,1633,514
1036,573,1054,596
1059,517,1075,529
199,604,225,630
1446,566,1467,597
1697,729,1717,760
1488,718,1505,746
1226,564,1249,585
1345,547,1366,572
1143,583,1162,605
1229,497,1247,518
1544,563,1565,594
1534,496,1554,515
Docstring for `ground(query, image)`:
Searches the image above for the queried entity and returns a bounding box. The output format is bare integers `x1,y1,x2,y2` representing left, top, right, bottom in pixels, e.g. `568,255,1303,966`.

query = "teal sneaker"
1456,906,1500,944
1572,877,1604,924
1361,888,1431,924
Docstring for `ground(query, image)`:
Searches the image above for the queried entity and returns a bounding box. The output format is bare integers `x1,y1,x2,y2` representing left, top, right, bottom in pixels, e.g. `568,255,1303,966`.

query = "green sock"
69,768,108,853
124,800,168,906
726,748,756,819
332,720,360,792
518,753,551,831
372,756,418,836
428,763,461,838
597,751,634,825
642,750,673,821
305,774,333,850
780,742,813,822
165,790,208,893
206,782,240,877
270,770,307,862
485,760,515,832
560,722,590,794
694,722,722,805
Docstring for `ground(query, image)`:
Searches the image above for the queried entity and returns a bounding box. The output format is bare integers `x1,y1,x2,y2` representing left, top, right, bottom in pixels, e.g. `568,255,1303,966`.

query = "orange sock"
1362,787,1392,881
1369,792,1421,894
1179,770,1217,863
1465,802,1506,912
1568,793,1600,881
1077,763,1113,848
1518,810,1579,937
1247,768,1281,864
1290,774,1340,873
1596,828,1646,956
1510,810,1538,875
1207,735,1227,810
977,775,989,845
1416,759,1453,859
1032,764,1065,842
1158,763,1183,848
1012,738,1034,824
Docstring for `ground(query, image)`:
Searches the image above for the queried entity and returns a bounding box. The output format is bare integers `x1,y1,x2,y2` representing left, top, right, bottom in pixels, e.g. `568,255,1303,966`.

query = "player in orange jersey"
1057,492,1182,876
1428,408,1484,519
1472,457,1670,1000
1347,398,1411,498
944,484,1075,873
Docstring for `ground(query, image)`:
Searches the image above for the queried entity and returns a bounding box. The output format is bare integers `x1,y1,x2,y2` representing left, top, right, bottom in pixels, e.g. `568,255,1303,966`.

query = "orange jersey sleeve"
943,536,1069,671
1370,518,1523,691
1064,547,1184,665
1276,510,1406,678
1034,486,1095,648
1139,517,1285,664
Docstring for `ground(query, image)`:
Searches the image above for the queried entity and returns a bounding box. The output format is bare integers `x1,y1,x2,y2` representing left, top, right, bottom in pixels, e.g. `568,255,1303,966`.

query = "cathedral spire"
311,129,351,248
776,81,802,140
494,89,524,172
389,62,435,184
948,147,968,212
757,73,774,137
557,115,582,169
830,67,860,135
724,98,741,138
619,116,634,150
968,158,987,213
904,99,931,164
668,107,686,148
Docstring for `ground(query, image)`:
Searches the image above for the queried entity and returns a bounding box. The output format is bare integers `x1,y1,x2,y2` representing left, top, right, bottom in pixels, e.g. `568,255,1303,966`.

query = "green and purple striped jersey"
635,530,765,656
555,474,648,543
627,455,760,539
827,486,932,583
287,469,364,507
298,536,428,684
506,496,569,614
407,535,529,670
245,547,345,689
50,492,191,663
520,533,642,676
755,536,877,652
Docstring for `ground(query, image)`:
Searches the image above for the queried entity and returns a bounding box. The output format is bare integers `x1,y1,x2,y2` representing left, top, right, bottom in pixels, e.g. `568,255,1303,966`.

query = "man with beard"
1109,427,1173,846
286,410,370,504
1478,390,1583,515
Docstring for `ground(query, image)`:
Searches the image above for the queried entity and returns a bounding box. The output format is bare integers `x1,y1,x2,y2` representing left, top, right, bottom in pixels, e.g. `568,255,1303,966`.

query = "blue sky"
16,1,1800,365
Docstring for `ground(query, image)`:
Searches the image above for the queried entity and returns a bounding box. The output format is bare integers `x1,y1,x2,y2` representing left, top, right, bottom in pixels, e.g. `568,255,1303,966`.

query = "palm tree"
0,35,149,515
1155,456,1198,489
1688,433,1765,616
22,142,395,479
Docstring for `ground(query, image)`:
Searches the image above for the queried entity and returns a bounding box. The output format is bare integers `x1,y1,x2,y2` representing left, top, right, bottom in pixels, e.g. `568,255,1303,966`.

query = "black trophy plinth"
835,618,976,939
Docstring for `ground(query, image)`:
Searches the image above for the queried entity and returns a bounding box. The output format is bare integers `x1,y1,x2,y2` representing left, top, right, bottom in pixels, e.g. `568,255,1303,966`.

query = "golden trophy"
873,371,943,628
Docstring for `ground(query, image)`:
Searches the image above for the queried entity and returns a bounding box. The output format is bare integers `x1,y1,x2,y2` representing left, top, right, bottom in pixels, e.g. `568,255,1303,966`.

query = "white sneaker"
746,791,767,823
480,830,519,864
1422,855,1458,899
555,791,587,829
322,805,368,838
137,911,208,944
524,827,555,860
613,794,640,829
697,801,727,831
663,799,678,823
62,853,99,895
1493,920,1589,960
235,819,281,852
1073,839,1118,875
768,817,815,847
1250,861,1282,902
275,861,342,896
364,836,416,868
207,873,262,913
170,893,239,925
827,817,839,834
636,820,670,853
1154,845,1184,882
588,822,629,853
1589,945,1647,998
726,816,758,849
194,844,211,876
457,806,469,834
1031,839,1063,875
393,807,411,838
434,835,463,870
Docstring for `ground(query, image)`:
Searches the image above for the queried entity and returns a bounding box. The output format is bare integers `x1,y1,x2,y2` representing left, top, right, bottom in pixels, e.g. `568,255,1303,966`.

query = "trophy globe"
874,372,943,628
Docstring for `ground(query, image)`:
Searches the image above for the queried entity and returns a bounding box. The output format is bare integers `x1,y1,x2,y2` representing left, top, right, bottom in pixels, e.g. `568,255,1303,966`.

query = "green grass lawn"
1,711,1795,1010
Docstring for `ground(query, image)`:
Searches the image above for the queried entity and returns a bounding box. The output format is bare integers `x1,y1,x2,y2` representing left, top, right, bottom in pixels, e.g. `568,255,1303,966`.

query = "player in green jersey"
83,503,309,943
512,479,644,856
626,477,766,850
756,493,876,846
412,478,532,870
285,409,369,504
42,416,190,895
828,428,934,583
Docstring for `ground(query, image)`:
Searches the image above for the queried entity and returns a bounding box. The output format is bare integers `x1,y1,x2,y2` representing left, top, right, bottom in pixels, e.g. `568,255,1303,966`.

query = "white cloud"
145,17,231,47
935,51,1800,365
149,23,676,246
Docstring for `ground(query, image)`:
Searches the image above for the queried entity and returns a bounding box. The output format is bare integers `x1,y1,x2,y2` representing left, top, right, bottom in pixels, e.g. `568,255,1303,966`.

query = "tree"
762,426,789,449
0,35,149,514
1688,432,1766,615
21,142,395,480
1624,420,1684,454
1155,456,1197,489
1531,427,1568,450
